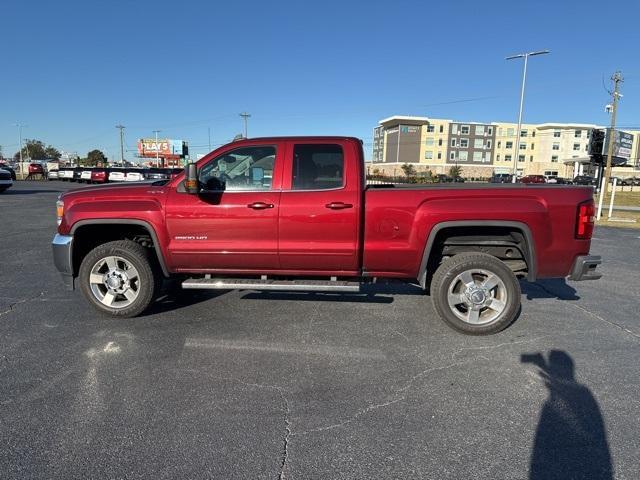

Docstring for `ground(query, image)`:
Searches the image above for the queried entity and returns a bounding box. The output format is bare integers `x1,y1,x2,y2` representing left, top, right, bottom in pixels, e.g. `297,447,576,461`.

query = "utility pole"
597,71,623,219
239,112,251,138
14,123,27,175
506,50,550,182
153,130,161,168
115,124,125,165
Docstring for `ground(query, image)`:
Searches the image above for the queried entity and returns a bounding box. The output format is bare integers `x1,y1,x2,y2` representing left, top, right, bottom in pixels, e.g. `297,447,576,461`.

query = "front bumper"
52,234,75,290
568,255,602,281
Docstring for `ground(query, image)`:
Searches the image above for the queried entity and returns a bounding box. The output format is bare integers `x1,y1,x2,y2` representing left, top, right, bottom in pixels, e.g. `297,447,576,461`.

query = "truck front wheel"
430,252,521,335
79,240,160,318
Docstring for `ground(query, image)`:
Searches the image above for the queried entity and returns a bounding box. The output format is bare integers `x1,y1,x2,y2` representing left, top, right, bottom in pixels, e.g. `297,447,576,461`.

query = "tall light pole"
153,130,161,167
115,124,125,166
506,50,550,182
239,112,251,138
14,123,27,174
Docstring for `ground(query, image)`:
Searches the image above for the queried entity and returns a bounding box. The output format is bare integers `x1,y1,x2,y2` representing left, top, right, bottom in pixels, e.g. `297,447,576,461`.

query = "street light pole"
506,50,550,182
239,112,251,138
153,130,161,168
14,123,27,175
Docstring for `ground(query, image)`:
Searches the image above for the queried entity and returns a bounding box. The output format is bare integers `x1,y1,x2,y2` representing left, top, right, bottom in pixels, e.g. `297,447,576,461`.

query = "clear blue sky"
2,0,640,160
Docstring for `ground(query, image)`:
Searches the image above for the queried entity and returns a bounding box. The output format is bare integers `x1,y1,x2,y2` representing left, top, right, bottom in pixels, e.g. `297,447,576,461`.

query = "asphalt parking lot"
1,181,639,479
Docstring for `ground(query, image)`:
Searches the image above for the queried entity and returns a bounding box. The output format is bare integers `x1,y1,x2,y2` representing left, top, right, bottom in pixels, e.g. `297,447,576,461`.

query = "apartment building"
371,115,639,179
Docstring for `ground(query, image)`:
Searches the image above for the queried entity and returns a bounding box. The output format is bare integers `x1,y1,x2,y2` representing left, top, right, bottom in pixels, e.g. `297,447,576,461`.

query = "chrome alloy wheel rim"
89,256,140,308
446,268,507,325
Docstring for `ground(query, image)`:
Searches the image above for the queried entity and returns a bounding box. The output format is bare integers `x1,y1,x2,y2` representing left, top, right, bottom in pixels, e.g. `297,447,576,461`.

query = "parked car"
490,173,513,183
28,163,45,178
0,164,17,180
80,169,93,183
58,167,75,181
145,168,170,181
125,169,147,182
547,177,572,185
48,169,59,180
573,175,597,186
519,175,546,184
435,174,452,183
0,167,13,192
108,168,128,182
52,136,601,336
90,168,109,184
609,176,631,186
627,177,640,186
72,167,84,182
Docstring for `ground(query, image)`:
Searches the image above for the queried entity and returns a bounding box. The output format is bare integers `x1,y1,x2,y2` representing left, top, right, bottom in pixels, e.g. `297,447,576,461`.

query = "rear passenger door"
277,141,360,273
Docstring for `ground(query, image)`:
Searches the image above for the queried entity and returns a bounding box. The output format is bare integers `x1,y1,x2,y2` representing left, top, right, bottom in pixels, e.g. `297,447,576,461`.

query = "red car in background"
90,169,109,184
519,175,546,184
28,163,45,175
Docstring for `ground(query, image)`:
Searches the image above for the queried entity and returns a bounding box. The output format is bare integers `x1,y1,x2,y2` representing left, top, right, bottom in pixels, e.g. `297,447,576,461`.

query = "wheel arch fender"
417,220,537,288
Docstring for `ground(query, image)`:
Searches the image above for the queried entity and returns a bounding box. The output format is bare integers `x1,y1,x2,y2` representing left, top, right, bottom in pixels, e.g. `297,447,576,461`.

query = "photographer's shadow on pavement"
522,350,613,480
521,278,580,301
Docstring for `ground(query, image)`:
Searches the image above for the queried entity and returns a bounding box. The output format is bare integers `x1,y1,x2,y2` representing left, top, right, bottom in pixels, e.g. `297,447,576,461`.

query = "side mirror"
184,163,199,194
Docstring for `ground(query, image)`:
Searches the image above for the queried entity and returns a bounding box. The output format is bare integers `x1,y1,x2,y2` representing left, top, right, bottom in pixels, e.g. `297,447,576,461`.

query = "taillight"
576,200,595,240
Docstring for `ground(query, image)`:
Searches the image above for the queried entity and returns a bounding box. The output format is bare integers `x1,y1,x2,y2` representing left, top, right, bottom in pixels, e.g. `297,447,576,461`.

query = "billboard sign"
137,139,187,159
602,130,633,164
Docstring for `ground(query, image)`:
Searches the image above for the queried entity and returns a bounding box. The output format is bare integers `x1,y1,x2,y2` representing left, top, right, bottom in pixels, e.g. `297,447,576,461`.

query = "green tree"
401,163,417,177
448,165,463,178
86,149,107,166
44,146,61,160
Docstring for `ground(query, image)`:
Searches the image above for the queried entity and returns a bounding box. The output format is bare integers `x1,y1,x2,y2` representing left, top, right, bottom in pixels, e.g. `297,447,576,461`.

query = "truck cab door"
277,141,361,273
165,143,284,271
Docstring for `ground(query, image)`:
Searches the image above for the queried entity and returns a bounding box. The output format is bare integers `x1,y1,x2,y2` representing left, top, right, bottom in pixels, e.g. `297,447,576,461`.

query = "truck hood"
61,181,166,201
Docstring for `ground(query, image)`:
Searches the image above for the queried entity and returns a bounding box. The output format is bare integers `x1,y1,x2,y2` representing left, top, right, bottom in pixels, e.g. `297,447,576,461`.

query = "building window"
425,151,433,159
438,138,442,146
497,141,502,148
427,125,435,133
505,155,512,162
573,143,580,151
518,155,525,162
459,151,468,161
507,128,515,137
574,129,582,138
450,152,455,160
488,127,493,135
552,143,560,150
520,142,527,150
486,140,492,149
485,154,492,163
439,125,444,133
460,138,469,148
544,170,559,176
551,155,558,162
506,141,513,149
473,151,483,162
474,138,484,149
475,125,485,135
532,131,536,137
461,125,470,135
425,138,434,146
496,154,501,162
531,143,534,150
451,125,458,135
554,130,561,137
437,152,441,159
520,129,528,137
530,155,533,162
451,139,457,147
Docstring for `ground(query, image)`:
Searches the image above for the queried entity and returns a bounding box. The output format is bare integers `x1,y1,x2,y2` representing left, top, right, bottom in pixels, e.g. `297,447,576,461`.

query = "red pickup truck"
52,136,601,335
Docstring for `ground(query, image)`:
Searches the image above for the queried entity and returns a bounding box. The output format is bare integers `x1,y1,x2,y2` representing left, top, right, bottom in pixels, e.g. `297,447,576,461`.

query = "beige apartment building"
371,115,640,179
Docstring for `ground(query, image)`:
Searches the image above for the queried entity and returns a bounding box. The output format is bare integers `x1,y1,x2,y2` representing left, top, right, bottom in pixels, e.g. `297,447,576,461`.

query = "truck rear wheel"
430,252,521,335
79,240,160,318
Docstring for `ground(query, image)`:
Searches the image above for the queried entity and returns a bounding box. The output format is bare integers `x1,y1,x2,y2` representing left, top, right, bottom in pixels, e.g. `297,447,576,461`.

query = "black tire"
79,240,161,317
430,252,521,335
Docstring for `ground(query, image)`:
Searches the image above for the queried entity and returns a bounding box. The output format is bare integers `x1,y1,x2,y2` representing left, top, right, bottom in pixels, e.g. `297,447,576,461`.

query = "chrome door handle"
325,202,353,210
248,202,274,210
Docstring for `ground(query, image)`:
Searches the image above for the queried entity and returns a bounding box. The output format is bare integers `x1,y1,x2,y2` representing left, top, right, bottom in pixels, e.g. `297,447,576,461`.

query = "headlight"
56,199,64,226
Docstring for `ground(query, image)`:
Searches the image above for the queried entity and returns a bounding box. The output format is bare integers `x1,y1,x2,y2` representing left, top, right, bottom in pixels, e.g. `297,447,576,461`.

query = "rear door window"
292,144,344,190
